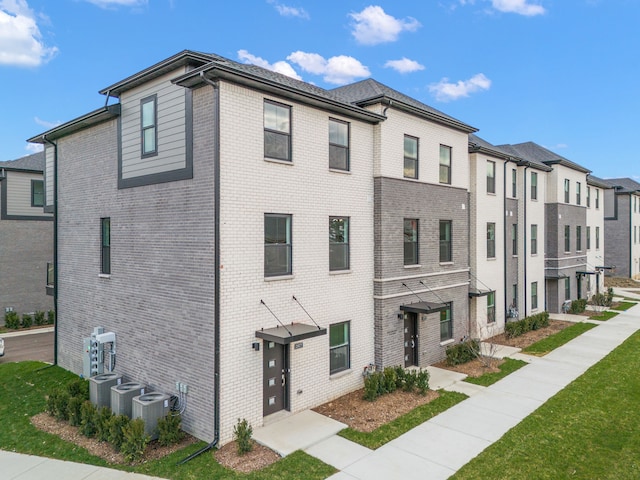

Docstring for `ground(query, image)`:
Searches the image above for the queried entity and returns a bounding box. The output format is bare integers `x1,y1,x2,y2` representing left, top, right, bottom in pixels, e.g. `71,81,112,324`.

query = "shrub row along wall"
505,311,550,339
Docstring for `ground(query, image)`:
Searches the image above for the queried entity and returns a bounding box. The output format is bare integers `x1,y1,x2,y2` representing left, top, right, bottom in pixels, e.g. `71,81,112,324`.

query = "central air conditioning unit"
110,382,146,418
89,373,122,409
132,392,171,440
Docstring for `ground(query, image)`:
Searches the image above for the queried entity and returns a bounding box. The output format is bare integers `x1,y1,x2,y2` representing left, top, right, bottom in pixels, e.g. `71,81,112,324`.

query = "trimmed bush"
21,313,33,328
505,312,550,338
67,396,84,427
157,413,184,446
4,311,20,329
363,366,430,401
233,418,253,455
416,369,430,395
569,299,587,314
46,390,70,421
382,367,398,394
108,414,131,452
80,401,98,438
364,370,383,401
66,378,89,400
445,339,480,366
96,407,113,442
34,310,45,326
121,418,150,463
46,310,55,325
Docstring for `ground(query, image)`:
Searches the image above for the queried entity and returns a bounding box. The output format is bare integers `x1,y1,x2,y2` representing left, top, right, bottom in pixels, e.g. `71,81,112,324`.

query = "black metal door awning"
255,323,327,345
400,301,448,314
545,272,568,280
576,271,596,275
469,288,494,298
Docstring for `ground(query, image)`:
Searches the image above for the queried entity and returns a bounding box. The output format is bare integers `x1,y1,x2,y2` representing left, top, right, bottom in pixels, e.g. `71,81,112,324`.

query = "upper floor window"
329,217,349,271
531,224,538,255
439,145,451,184
512,224,518,255
264,214,292,277
487,291,496,323
141,95,157,157
576,182,581,205
512,169,517,197
587,186,591,207
596,226,600,249
587,226,591,250
31,180,44,207
564,225,571,252
101,217,111,275
329,119,349,171
403,135,418,179
576,225,582,251
564,179,570,203
439,220,452,263
404,218,419,265
531,281,538,310
486,161,496,194
440,302,453,342
531,172,538,200
487,222,496,258
264,100,291,161
595,189,600,209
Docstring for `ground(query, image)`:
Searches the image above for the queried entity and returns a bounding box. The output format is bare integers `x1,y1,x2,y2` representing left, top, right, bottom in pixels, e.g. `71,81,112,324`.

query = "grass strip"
452,330,640,480
611,301,637,311
589,311,619,321
0,361,335,480
338,390,467,449
522,322,597,356
463,358,527,386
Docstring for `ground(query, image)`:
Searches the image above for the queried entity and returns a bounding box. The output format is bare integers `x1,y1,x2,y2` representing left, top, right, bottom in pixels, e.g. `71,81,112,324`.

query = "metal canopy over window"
469,288,494,298
545,272,568,280
255,323,326,345
400,301,448,314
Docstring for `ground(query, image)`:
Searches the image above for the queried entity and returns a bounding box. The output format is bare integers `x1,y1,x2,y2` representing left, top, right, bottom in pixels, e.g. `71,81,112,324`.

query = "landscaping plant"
233,418,253,455
121,418,150,463
157,413,184,446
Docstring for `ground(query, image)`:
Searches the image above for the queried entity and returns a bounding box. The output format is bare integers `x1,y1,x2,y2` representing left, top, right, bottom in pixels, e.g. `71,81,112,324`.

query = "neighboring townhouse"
29,50,384,444
602,177,640,279
585,175,610,295
499,142,590,313
332,79,476,368
0,152,53,319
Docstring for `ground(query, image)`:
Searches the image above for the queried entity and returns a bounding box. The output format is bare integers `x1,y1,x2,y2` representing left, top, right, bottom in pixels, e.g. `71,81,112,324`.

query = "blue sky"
1,0,638,180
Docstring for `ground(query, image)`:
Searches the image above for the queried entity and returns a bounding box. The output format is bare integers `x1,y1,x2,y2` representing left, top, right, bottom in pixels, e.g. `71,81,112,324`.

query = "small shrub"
66,378,89,400
382,367,398,394
21,313,33,328
46,390,61,417
34,310,45,326
108,414,131,452
67,396,84,427
393,365,406,389
569,299,587,314
80,401,98,437
4,311,20,329
48,390,70,421
121,418,150,463
47,310,55,325
157,414,184,447
416,369,430,395
403,369,418,392
445,339,479,366
96,407,113,442
363,370,383,401
506,312,550,338
233,418,253,455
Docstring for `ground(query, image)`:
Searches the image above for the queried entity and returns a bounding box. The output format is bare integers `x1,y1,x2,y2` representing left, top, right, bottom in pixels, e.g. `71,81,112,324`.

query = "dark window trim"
264,99,292,162
564,179,570,203
486,160,496,194
487,222,496,258
439,219,452,263
440,302,453,342
329,216,350,271
512,168,517,197
119,90,193,189
531,224,538,255
487,291,496,323
329,320,350,374
512,223,518,255
531,172,538,200
564,225,571,253
264,213,293,277
403,134,419,179
329,118,350,171
576,225,582,251
31,179,44,207
140,94,158,158
576,182,581,205
404,218,419,265
101,217,111,275
439,144,452,185
0,177,52,221
531,281,538,309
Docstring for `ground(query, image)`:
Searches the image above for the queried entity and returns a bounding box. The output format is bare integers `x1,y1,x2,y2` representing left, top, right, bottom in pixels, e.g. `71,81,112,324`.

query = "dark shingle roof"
0,151,45,172
586,174,613,189
331,79,476,133
497,142,588,173
603,177,640,193
468,134,518,160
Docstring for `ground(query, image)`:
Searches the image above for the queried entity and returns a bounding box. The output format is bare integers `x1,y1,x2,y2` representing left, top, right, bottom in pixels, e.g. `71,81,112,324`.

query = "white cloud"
83,0,147,8
287,51,370,85
267,0,309,19
384,57,425,74
491,0,545,16
34,116,61,129
429,73,491,101
0,0,58,67
25,142,43,153
237,49,302,80
349,6,420,45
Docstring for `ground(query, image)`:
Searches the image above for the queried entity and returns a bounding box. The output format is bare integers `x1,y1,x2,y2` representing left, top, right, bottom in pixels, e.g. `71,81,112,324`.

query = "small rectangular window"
564,179,570,203
439,145,451,184
404,218,419,265
565,277,571,301
564,225,571,252
329,321,350,374
101,217,110,275
487,222,496,258
587,186,591,207
576,182,581,205
596,189,600,209
264,100,291,161
512,169,517,197
531,281,538,310
596,226,600,249
512,284,518,311
576,225,582,251
264,214,292,276
486,161,496,194
403,135,418,179
440,302,453,342
329,217,349,271
140,95,157,157
531,172,538,200
587,226,591,250
531,224,538,255
31,180,44,207
329,119,349,170
487,291,496,323
512,224,518,255
439,220,452,263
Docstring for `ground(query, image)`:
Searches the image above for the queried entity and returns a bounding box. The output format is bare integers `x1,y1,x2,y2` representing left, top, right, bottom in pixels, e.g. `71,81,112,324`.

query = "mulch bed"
214,440,280,473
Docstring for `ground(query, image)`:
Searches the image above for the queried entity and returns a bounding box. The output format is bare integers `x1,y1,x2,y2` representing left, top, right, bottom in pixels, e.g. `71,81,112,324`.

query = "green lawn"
463,358,527,386
0,362,335,480
452,330,640,480
611,301,637,311
522,322,597,356
589,311,619,321
339,391,467,449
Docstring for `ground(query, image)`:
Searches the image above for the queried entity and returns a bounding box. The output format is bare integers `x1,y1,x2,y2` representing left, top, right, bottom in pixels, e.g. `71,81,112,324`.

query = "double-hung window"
329,119,349,170
141,95,157,157
329,217,349,271
531,172,538,200
576,182,581,205
596,189,600,209
487,222,496,258
565,278,571,301
329,321,350,374
564,179,570,203
439,220,452,263
31,180,44,207
264,100,291,161
587,186,591,207
531,224,538,255
576,225,582,251
101,217,111,275
403,135,418,179
531,281,538,310
512,224,518,255
564,225,571,252
440,303,453,342
486,161,496,194
587,226,591,250
439,145,451,184
404,219,419,265
596,226,600,249
264,214,292,277
487,292,496,323
512,169,517,197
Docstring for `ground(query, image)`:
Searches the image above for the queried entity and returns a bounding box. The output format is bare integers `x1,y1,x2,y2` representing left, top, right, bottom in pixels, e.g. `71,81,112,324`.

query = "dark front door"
404,312,418,367
263,341,288,416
